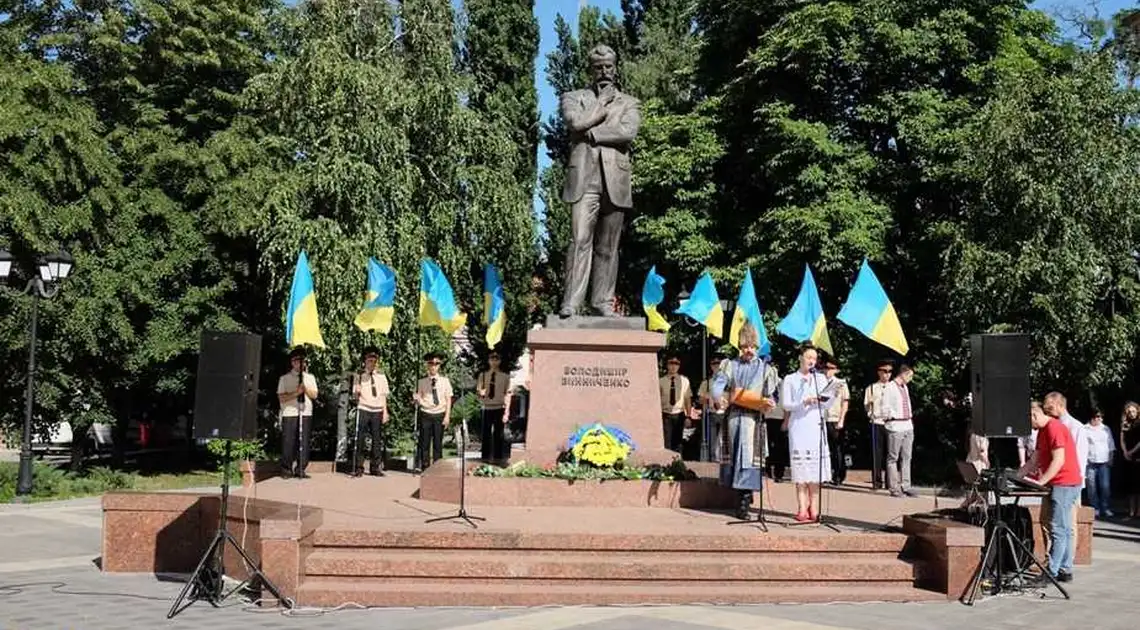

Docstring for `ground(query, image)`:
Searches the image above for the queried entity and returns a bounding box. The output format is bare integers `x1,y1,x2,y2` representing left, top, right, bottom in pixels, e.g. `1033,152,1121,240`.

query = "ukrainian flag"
677,271,723,338
483,263,506,348
419,258,467,335
354,258,397,334
729,268,770,355
286,250,325,348
641,266,670,332
776,264,832,355
837,258,909,355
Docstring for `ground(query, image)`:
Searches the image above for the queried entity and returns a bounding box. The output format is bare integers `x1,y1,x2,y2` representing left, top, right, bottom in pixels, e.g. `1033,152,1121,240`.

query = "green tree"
462,0,540,191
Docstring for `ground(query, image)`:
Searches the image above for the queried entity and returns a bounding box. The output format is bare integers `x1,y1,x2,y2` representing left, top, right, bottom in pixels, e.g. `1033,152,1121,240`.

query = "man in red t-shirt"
1028,401,1082,582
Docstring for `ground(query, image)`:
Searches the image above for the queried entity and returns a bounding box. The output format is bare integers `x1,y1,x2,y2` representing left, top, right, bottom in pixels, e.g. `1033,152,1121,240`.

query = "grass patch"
0,461,223,503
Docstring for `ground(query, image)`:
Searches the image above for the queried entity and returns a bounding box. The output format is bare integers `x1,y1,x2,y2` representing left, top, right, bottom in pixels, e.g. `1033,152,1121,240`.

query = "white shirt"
1086,423,1116,464
659,374,692,414
1060,412,1089,485
780,370,839,426
277,371,318,417
878,380,914,433
863,381,890,425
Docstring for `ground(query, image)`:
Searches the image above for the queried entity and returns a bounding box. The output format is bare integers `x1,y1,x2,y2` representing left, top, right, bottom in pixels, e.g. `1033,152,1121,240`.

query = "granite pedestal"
521,316,674,466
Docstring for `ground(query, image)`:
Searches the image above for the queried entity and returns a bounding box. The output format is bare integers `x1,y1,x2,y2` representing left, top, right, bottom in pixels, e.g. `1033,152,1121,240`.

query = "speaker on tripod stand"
168,331,291,618
960,333,1069,605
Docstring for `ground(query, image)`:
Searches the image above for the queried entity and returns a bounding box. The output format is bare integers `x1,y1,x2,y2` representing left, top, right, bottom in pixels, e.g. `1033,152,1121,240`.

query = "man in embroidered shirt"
413,351,453,471
863,360,893,490
352,346,390,477
659,354,693,455
1029,400,1083,583
879,363,917,497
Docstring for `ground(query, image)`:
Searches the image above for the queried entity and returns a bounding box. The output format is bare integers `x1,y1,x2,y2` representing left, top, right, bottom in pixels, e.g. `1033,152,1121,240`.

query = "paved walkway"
1,496,1138,629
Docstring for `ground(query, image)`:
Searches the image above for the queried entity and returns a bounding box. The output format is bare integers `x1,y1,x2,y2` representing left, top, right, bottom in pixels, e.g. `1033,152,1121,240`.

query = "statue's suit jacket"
559,87,641,209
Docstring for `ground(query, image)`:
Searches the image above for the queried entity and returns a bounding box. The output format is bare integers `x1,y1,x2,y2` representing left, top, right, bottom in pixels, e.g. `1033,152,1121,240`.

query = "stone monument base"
522,316,675,467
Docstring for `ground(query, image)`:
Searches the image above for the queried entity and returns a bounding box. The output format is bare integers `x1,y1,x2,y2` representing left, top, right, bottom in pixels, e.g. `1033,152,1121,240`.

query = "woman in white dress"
781,346,839,522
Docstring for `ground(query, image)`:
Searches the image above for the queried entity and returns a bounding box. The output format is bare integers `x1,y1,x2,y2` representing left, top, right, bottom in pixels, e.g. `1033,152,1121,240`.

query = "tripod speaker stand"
961,476,1069,605
167,440,291,618
425,418,485,529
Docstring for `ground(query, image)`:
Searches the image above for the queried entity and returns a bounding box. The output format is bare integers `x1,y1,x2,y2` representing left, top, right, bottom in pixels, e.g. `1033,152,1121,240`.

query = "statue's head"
588,45,617,89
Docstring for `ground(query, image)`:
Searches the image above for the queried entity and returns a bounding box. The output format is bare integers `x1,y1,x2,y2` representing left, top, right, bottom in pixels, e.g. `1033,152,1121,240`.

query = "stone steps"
292,526,936,606
304,548,916,582
295,578,943,607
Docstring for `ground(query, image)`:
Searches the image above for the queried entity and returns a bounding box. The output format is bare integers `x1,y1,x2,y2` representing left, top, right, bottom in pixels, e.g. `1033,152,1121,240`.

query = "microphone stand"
296,364,307,478
349,372,361,478
426,407,484,528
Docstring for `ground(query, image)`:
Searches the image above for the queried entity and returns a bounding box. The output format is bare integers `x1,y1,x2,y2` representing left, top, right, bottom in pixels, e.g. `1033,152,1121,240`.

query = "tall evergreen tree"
463,0,540,191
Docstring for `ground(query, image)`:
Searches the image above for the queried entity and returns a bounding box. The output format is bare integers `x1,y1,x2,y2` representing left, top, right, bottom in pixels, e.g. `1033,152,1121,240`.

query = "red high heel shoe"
807,506,817,521
794,511,812,522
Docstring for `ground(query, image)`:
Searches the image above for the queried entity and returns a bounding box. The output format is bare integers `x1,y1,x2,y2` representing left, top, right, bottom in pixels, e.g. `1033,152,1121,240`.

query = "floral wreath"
565,423,636,467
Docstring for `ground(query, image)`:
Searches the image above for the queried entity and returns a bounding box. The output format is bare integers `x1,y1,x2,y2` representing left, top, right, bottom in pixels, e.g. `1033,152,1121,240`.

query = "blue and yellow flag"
483,263,506,348
729,268,770,355
776,264,832,355
354,258,397,334
286,250,325,348
677,271,723,338
419,259,467,335
837,258,909,355
641,266,670,332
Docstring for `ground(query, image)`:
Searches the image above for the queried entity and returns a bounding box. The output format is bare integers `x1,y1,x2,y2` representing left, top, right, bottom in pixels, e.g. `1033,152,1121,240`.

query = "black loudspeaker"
193,331,262,440
970,333,1031,438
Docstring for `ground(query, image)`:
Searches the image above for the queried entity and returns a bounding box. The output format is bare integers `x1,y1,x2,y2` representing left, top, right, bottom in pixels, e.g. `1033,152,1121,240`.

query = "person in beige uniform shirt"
822,357,851,485
659,355,693,457
863,359,893,490
277,348,318,479
478,350,512,464
413,351,453,471
352,346,390,477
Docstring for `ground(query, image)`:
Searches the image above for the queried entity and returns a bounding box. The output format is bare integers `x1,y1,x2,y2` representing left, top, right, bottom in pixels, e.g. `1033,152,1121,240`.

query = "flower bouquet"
565,423,636,468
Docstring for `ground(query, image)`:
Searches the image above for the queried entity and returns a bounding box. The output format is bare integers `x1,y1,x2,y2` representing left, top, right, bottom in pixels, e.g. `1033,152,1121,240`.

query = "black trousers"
354,409,386,473
827,422,846,483
417,412,444,469
480,407,506,462
663,412,686,452
871,423,888,489
280,414,312,475
765,417,788,481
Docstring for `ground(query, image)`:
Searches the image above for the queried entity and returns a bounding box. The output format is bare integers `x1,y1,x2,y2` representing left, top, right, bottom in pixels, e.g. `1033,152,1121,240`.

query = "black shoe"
280,470,293,479
370,470,386,477
351,470,363,478
297,472,311,479
1057,571,1073,583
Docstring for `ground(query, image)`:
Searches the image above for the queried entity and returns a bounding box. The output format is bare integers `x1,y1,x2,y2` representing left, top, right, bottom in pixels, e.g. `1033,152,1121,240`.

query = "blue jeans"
1047,484,1082,576
1086,462,1112,514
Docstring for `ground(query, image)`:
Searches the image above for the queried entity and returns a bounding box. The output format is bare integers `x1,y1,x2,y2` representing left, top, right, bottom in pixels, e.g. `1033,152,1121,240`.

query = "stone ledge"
419,464,737,509
101,491,324,605
542,314,648,330
902,512,984,600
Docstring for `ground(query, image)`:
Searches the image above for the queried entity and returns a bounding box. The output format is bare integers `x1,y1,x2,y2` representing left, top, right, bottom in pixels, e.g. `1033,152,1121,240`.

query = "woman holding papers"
781,345,839,522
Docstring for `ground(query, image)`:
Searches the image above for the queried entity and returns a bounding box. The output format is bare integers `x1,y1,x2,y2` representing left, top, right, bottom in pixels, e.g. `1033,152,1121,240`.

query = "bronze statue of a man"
558,44,641,318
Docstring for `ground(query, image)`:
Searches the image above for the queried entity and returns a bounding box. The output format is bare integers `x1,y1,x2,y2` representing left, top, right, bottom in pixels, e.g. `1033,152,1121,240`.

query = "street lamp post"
677,288,735,462
0,249,74,497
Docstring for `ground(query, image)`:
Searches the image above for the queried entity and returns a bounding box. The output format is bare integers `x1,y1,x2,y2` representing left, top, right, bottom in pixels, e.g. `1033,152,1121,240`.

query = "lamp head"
38,250,74,283
0,248,12,281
